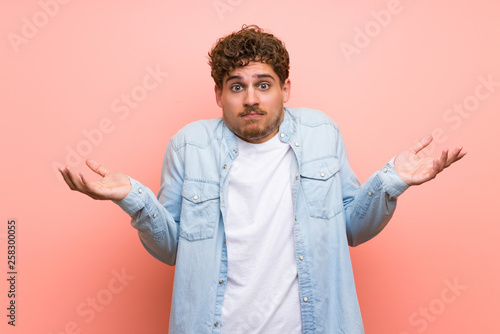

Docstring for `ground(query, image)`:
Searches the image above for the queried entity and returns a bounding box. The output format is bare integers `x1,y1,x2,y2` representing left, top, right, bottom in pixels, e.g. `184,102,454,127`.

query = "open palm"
394,136,466,186
59,160,131,201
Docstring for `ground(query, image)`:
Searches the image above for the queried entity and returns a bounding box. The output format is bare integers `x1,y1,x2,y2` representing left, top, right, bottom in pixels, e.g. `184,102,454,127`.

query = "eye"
231,84,242,92
259,83,270,90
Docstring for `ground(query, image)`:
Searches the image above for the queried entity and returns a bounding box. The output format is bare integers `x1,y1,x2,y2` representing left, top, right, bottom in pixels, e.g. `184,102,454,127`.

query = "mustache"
239,105,267,117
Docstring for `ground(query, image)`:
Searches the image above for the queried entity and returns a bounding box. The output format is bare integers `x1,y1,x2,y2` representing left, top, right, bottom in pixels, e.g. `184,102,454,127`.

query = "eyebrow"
225,73,276,84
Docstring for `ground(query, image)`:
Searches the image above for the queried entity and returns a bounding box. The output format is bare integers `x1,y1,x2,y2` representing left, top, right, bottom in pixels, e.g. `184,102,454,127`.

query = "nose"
243,86,259,107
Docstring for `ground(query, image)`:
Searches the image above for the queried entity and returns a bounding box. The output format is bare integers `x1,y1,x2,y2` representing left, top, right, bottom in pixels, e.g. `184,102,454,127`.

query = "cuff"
114,177,149,215
380,158,409,198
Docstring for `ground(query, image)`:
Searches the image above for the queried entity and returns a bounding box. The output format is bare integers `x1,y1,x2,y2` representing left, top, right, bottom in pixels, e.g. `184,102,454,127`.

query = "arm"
119,140,185,265
59,145,184,265
337,133,408,246
340,135,465,246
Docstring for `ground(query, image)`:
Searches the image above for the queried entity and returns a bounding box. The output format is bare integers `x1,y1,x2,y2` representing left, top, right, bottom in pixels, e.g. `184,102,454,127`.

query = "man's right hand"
59,159,132,201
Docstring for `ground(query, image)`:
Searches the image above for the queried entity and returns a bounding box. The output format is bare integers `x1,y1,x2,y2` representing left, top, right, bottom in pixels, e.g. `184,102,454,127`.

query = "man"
59,25,465,333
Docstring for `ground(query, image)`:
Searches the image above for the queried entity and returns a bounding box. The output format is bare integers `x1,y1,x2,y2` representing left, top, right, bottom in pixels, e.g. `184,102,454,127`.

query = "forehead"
225,62,278,82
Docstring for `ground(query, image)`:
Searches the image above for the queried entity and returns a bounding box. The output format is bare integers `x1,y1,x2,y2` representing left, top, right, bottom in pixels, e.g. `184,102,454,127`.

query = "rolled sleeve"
379,158,409,198
114,177,153,215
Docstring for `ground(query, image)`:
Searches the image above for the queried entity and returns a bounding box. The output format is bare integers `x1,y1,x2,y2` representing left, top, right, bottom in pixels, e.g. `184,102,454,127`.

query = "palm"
394,136,466,186
87,171,131,200
59,160,131,201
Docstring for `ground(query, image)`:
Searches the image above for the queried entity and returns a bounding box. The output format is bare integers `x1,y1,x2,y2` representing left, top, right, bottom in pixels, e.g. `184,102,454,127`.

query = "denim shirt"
116,107,409,334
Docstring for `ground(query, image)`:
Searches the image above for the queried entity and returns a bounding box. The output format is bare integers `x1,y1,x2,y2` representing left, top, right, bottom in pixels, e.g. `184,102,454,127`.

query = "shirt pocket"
179,180,220,241
300,157,343,219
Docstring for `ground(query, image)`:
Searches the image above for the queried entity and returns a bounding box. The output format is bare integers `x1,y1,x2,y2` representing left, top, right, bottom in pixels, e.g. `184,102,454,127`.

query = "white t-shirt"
221,134,303,333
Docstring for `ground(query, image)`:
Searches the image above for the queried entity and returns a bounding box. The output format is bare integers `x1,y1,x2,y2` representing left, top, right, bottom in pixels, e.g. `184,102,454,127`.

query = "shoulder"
286,107,339,132
170,117,224,150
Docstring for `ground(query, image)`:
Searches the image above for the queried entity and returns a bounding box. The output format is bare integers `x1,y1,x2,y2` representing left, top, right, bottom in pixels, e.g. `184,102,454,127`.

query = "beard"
235,105,284,143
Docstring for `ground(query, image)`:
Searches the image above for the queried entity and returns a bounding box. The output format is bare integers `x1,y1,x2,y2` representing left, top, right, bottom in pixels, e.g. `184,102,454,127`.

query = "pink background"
1,0,499,333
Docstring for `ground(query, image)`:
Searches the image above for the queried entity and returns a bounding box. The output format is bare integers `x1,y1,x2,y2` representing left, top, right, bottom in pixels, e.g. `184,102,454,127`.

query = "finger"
86,159,110,178
444,147,462,167
437,149,448,172
427,159,439,181
409,135,433,154
59,167,77,190
80,172,100,193
79,173,102,199
64,167,87,193
445,147,467,168
80,172,91,188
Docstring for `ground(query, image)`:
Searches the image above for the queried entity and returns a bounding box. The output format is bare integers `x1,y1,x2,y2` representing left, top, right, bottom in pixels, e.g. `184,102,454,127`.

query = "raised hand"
394,136,466,186
59,159,132,201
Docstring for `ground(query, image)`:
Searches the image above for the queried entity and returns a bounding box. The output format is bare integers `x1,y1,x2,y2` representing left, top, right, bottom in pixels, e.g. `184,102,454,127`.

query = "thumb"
86,159,110,178
408,135,433,154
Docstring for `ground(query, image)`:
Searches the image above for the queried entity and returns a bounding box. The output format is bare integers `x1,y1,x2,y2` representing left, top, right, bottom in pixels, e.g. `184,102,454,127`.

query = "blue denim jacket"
116,107,409,333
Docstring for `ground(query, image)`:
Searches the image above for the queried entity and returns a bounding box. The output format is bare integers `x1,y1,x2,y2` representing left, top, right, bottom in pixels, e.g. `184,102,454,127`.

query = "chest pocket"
180,180,220,241
300,157,343,219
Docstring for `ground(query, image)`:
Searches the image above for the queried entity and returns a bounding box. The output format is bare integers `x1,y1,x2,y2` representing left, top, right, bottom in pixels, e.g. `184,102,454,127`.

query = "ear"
282,78,291,103
215,84,223,108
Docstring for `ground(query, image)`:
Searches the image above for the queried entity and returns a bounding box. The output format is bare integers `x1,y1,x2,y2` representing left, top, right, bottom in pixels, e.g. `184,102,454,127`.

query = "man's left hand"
394,135,466,186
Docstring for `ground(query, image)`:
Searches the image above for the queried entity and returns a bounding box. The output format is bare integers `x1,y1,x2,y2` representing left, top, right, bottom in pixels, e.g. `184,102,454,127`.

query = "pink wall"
1,0,499,333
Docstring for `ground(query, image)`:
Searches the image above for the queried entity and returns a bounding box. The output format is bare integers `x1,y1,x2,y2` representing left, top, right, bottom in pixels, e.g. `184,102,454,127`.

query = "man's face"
215,62,291,144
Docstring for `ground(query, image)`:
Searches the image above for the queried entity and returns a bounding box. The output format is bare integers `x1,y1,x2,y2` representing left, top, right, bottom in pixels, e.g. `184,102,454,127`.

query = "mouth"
241,111,265,119
239,107,267,119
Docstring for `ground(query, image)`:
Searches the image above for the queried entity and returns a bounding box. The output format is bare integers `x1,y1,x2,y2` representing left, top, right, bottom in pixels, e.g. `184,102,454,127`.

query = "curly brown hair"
208,25,290,89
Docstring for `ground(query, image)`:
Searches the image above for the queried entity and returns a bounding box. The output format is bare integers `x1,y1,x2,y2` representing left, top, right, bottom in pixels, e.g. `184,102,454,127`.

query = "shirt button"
294,142,300,147
223,240,226,244
320,172,325,177
233,149,238,154
223,164,227,169
280,133,285,138
383,167,388,173
299,255,304,261
219,280,224,285
214,322,219,327
368,192,372,196
138,188,143,194
153,213,157,218
303,297,309,302
295,175,299,181
193,195,199,200
294,216,297,221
